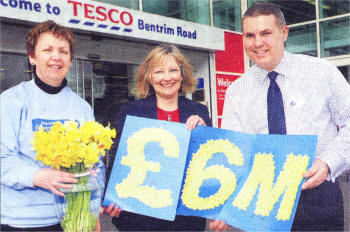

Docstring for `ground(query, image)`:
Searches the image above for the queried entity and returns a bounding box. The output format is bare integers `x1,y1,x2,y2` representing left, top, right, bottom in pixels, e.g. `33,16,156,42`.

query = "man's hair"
243,1,286,28
26,20,75,60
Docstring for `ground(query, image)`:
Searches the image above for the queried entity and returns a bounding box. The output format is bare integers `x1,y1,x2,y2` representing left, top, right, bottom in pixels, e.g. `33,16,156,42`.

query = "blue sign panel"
104,116,317,231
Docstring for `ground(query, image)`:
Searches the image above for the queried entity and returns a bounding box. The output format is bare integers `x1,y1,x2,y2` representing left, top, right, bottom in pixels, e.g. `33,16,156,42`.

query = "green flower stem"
61,163,97,232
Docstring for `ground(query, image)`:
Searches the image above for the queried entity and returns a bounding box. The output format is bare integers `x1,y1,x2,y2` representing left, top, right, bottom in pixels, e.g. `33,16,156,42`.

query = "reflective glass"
0,53,32,94
91,61,137,126
319,0,350,18
93,0,139,9
66,60,78,94
320,16,350,57
213,0,241,31
67,60,84,98
247,0,316,25
142,0,210,25
83,60,93,105
286,23,317,57
66,60,93,102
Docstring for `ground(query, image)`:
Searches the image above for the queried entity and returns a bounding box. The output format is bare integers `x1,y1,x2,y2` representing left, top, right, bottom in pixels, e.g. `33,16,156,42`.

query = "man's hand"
302,158,329,190
209,219,230,231
33,168,77,196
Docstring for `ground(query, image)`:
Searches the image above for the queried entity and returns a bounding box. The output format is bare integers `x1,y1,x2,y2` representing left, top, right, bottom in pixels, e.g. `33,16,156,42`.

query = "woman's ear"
28,55,35,66
179,63,185,80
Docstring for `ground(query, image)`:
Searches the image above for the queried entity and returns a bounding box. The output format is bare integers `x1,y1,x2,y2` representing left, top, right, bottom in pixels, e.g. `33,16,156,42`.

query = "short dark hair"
243,1,286,28
26,20,75,60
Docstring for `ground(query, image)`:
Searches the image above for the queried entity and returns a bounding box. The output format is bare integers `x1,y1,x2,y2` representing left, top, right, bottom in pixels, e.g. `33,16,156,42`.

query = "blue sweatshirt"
1,79,105,227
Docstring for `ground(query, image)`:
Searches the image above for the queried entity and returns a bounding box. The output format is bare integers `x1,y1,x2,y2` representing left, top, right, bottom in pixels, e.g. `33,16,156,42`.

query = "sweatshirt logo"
32,119,69,131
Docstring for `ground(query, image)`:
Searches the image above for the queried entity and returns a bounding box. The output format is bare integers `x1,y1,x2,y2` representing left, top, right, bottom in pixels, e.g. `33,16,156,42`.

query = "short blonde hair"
136,44,197,98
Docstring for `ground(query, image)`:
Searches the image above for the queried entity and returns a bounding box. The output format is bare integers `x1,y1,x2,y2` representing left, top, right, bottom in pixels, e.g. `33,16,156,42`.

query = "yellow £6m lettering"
181,140,309,221
181,139,244,210
116,128,180,208
233,153,309,220
115,125,309,221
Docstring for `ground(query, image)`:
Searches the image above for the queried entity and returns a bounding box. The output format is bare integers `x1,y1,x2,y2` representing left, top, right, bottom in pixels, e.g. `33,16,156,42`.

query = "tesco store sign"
0,0,224,50
68,0,133,26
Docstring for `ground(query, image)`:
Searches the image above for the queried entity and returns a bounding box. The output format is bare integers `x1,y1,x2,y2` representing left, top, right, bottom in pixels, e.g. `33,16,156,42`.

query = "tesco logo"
68,0,133,26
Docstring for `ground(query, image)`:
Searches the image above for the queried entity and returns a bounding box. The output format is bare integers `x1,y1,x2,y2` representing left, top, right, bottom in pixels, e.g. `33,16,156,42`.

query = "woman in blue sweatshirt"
0,20,105,231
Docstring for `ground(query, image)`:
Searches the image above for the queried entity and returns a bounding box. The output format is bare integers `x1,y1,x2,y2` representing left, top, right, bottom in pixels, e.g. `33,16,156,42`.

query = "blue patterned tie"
267,71,286,134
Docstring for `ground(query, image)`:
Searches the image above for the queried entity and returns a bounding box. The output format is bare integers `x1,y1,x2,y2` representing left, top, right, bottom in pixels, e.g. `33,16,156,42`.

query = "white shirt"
222,51,350,181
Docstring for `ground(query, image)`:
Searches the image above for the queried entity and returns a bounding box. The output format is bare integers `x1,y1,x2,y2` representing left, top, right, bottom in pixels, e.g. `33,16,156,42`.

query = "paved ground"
100,213,116,231
101,172,350,231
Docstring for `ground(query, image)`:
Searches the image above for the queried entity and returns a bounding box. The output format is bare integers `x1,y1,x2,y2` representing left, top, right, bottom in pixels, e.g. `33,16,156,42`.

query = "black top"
34,73,67,94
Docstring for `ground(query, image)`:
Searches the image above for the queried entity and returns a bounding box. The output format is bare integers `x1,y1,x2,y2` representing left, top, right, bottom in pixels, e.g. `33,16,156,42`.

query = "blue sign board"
104,116,317,231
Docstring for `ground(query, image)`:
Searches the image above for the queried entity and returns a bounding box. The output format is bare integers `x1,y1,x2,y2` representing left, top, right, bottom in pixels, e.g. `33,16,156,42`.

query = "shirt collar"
274,51,293,77
254,51,292,84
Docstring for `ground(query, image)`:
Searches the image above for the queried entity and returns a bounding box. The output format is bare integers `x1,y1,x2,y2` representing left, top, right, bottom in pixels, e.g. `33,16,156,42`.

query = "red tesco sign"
68,0,133,25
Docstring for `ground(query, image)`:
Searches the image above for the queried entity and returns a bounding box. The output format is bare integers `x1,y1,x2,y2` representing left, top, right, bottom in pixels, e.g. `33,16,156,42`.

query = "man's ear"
282,26,289,42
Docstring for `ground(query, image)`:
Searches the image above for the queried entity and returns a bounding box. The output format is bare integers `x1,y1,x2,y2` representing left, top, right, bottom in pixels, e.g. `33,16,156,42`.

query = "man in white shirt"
210,1,350,231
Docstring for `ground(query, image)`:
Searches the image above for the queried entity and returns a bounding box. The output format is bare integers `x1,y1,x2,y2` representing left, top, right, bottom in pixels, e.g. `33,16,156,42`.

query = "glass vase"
54,164,101,232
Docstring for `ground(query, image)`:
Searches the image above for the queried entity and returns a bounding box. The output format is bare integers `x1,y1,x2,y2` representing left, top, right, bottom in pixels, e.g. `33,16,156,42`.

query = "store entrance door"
91,60,137,126
67,59,138,127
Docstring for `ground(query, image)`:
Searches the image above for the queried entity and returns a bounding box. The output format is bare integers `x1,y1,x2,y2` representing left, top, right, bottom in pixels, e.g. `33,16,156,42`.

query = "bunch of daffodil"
32,120,116,232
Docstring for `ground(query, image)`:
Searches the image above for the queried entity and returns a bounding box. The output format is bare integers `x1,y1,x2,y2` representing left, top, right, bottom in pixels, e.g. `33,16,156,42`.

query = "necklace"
158,107,179,122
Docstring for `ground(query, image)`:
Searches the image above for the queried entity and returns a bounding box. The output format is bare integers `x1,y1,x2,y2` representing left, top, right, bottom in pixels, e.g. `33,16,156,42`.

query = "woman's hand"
103,203,122,217
185,115,206,130
94,207,104,232
94,216,101,232
33,168,77,196
209,219,230,231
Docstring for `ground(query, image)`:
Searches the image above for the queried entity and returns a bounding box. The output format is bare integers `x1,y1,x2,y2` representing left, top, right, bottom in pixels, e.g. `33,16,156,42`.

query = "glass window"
0,53,32,94
83,60,93,105
213,0,241,31
66,59,93,103
66,60,78,94
91,61,137,126
93,0,139,10
286,23,317,57
65,59,138,126
319,0,350,18
320,16,350,57
142,0,210,25
247,0,316,25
